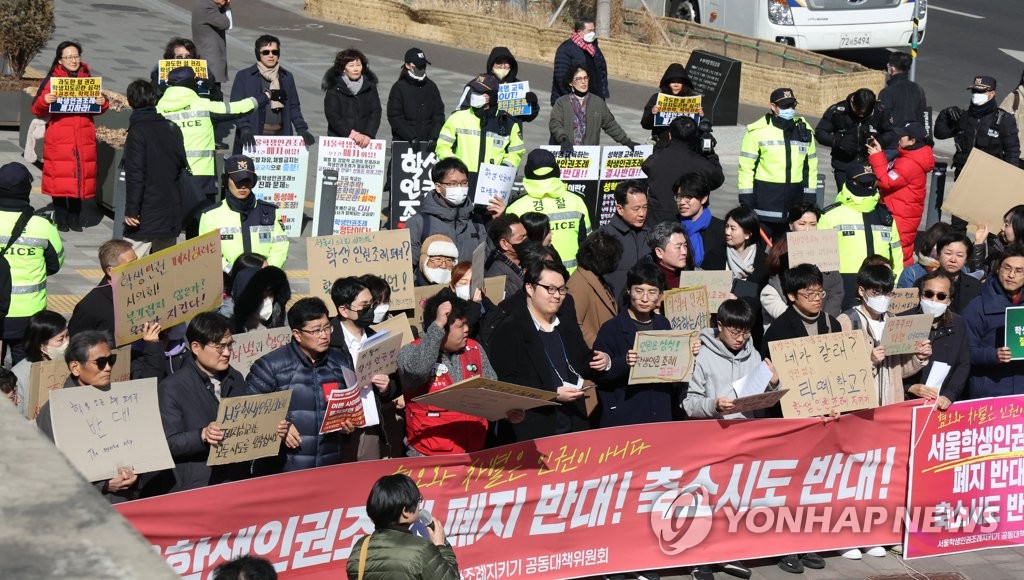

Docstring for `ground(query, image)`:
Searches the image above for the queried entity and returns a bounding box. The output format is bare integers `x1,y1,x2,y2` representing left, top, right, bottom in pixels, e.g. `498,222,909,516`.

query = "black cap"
404,48,430,69
894,121,927,141
967,75,997,91
468,73,500,95
770,88,798,108
224,155,258,185
167,66,196,86
845,162,877,196
0,162,32,202
524,149,560,180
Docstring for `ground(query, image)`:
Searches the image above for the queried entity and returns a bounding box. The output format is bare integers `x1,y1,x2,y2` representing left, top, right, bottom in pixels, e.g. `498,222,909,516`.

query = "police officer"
738,88,818,240
815,88,897,189
0,162,63,363
198,155,288,273
817,162,903,309
935,74,1021,178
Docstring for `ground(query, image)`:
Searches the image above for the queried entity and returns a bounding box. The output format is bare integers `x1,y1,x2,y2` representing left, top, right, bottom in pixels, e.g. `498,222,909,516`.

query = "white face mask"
372,303,390,324
443,186,469,206
259,296,274,321
408,68,427,81
44,339,69,361
582,31,597,43
423,266,452,285
492,67,510,81
971,93,990,106
864,294,891,314
920,299,948,319
455,285,471,301
469,93,488,109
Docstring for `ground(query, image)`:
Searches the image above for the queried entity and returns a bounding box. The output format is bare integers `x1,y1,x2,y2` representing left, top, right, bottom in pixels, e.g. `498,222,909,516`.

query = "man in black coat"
551,17,608,105
642,116,724,226
878,51,928,128
157,312,252,493
123,80,189,256
69,239,137,336
815,88,897,188
387,48,445,143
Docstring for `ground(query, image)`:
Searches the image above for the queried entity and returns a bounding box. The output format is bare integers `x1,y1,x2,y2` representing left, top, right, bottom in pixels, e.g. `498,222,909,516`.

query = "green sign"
1004,306,1024,360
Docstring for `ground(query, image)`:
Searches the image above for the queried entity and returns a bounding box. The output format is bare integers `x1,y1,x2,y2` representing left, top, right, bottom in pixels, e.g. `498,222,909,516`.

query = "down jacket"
323,67,382,139
246,339,355,472
346,526,460,580
963,279,1024,399
869,144,935,266
32,62,109,199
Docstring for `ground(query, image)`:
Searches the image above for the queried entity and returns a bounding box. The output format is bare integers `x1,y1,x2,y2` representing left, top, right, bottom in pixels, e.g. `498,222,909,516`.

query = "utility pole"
596,0,611,37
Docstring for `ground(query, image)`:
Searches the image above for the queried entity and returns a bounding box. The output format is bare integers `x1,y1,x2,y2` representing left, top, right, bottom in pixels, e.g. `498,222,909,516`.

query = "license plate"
839,33,872,48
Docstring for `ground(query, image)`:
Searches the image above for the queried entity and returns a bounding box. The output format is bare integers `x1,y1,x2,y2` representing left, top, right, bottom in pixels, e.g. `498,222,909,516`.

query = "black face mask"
511,241,529,259
351,306,375,328
571,87,588,98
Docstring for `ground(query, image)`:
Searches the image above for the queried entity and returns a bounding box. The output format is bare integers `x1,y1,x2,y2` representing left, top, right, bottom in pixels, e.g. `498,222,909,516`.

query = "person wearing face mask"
550,66,637,149
323,47,381,148
641,62,702,144
900,270,969,411
448,262,494,337
417,235,459,287
963,246,1024,399
551,17,608,106
458,47,540,124
935,75,1020,185
228,265,290,333
11,310,68,417
387,48,445,145
358,274,394,325
818,163,903,308
815,88,897,189
485,214,529,298
198,154,289,273
738,88,818,240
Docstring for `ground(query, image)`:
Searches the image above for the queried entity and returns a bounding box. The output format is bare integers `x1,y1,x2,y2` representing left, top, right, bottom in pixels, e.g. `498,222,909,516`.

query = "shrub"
0,0,56,79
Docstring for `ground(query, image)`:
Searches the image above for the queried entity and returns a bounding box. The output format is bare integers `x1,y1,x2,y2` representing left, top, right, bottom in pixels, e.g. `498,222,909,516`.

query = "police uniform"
198,155,288,273
934,75,1021,178
435,74,525,176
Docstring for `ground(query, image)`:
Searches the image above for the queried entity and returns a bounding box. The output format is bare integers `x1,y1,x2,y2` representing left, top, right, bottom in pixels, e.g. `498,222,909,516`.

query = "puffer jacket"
815,93,897,169
123,106,189,241
346,526,460,580
387,70,445,142
246,339,355,472
403,191,487,270
31,62,109,199
869,144,935,266
963,278,1024,399
685,327,765,419
323,67,382,139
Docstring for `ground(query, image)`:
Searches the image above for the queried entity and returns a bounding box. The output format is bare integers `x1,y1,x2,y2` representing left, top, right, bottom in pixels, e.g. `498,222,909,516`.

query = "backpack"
0,209,37,319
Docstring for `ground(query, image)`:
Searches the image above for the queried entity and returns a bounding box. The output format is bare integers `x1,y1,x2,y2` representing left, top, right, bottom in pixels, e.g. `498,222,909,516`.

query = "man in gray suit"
191,0,231,86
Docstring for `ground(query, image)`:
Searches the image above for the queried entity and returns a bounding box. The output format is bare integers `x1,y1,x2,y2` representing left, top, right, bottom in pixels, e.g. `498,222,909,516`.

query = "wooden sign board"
679,270,733,311
787,230,841,272
307,229,415,311
768,331,877,418
207,391,291,466
628,330,694,385
413,376,558,421
663,286,709,332
880,313,933,356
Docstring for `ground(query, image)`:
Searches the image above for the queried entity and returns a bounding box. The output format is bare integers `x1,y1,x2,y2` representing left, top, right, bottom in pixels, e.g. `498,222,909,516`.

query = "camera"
697,119,717,154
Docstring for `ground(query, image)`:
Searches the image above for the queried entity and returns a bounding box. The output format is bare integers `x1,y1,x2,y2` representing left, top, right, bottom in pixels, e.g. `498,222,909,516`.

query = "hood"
486,47,519,82
899,144,936,173
232,266,291,327
521,175,568,200
659,62,692,93
697,327,755,363
835,185,880,212
157,85,201,113
321,66,379,93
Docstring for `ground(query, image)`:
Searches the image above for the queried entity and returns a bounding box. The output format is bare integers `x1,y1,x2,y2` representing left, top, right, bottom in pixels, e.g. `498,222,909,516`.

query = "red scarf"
570,32,596,57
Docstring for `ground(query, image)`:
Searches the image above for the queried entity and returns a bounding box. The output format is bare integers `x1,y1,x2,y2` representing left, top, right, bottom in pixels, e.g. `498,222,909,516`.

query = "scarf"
570,32,596,57
914,251,940,272
342,74,364,96
570,94,587,145
727,244,756,280
256,61,283,111
680,209,712,268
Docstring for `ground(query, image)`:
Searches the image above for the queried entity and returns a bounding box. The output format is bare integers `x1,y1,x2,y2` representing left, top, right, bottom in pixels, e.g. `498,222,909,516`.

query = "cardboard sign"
654,94,701,126
320,388,366,432
942,150,1024,230
110,231,223,346
484,275,507,303
306,230,415,311
628,330,694,385
662,286,709,332
768,331,877,418
497,81,531,116
474,163,516,206
246,136,308,237
729,389,789,416
470,242,487,297
1006,306,1024,360
207,391,292,466
787,230,841,272
888,288,919,315
313,137,387,235
354,333,403,387
110,345,132,383
229,327,292,379
49,76,102,113
388,142,437,229
371,313,414,347
880,313,933,356
157,59,210,95
412,376,558,421
679,270,733,311
49,378,174,482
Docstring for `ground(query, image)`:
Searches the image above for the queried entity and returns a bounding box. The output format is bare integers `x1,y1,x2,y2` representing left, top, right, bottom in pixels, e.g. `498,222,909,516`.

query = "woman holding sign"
640,62,701,144
32,41,108,232
902,270,970,410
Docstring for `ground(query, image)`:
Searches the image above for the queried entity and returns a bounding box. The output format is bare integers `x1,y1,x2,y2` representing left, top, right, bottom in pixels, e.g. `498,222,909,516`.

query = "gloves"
943,106,963,125
300,130,316,147
560,138,575,156
239,128,256,152
624,140,640,152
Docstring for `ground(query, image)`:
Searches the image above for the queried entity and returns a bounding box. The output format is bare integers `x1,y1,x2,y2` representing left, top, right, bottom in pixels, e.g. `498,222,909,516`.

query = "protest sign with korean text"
474,162,516,206
27,342,127,420
313,137,387,234
50,378,173,482
157,59,209,95
307,230,415,311
413,376,558,421
768,331,877,417
207,391,292,466
888,287,920,315
1006,306,1024,359
230,327,292,379
389,142,437,229
49,77,103,114
497,81,531,116
787,230,841,272
679,270,733,311
662,286,708,332
354,333,403,387
629,330,694,385
595,144,653,226
730,389,788,416
110,231,223,346
246,136,308,237
654,94,701,126
881,313,933,356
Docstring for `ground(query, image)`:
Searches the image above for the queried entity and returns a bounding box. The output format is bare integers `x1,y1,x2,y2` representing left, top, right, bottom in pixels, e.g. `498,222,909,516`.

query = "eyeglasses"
572,76,589,83
721,327,752,339
61,54,81,61
797,289,826,301
1001,265,1024,277
260,49,280,56
91,354,118,369
920,289,949,301
534,283,569,296
298,325,332,337
630,288,662,299
439,181,470,188
426,256,455,267
206,340,235,354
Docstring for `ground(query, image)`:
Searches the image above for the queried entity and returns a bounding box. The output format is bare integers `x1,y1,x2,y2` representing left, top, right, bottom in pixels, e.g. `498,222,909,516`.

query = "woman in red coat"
32,41,109,232
867,121,935,266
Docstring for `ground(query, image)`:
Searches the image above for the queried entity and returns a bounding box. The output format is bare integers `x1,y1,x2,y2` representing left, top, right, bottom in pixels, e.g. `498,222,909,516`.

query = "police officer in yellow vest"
507,149,590,273
157,66,269,198
817,162,903,309
198,155,288,273
0,162,63,362
738,88,818,239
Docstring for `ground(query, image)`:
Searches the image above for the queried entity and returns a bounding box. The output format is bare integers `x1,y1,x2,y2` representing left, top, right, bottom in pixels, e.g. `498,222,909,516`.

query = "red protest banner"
117,403,918,579
905,395,1024,559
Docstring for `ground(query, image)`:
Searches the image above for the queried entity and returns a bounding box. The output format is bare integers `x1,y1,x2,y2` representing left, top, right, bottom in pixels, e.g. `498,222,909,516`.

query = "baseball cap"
404,48,430,69
167,66,196,86
524,149,560,180
893,121,927,141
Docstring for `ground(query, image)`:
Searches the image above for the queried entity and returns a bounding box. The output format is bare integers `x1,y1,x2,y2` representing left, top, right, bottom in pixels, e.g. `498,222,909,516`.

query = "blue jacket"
592,311,677,427
246,339,354,472
963,279,1024,399
230,64,309,153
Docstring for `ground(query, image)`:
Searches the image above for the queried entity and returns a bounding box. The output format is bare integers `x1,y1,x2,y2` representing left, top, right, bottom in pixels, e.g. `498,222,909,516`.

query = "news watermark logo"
648,485,714,555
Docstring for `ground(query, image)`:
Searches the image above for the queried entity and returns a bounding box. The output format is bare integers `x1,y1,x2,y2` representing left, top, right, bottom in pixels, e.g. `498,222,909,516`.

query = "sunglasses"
91,354,118,369
921,290,949,301
260,49,280,56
